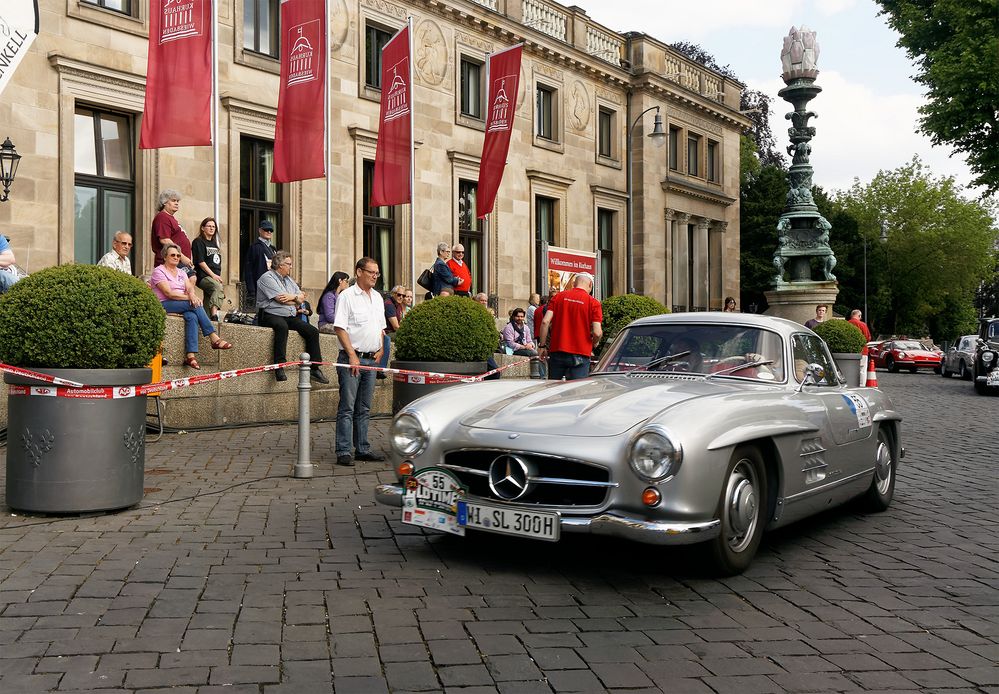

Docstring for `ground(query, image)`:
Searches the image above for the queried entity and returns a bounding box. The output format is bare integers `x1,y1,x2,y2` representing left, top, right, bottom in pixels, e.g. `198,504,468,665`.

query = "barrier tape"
5,357,536,400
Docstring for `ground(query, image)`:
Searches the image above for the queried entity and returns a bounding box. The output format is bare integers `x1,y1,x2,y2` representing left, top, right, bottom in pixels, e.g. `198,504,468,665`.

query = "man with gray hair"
150,189,193,270
538,272,603,381
97,231,133,274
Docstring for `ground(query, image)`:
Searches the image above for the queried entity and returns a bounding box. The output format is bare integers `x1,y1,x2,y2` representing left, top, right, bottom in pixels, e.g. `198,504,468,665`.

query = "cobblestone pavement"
0,372,996,693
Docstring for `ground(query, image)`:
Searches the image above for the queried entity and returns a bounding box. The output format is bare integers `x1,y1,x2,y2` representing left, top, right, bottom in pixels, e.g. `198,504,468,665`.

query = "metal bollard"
294,351,314,478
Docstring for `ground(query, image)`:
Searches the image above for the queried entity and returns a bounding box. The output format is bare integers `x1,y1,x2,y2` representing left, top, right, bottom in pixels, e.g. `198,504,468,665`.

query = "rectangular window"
597,209,615,298
239,137,282,299
668,126,680,171
536,85,556,140
707,140,719,182
459,57,483,119
365,24,394,89
81,0,133,15
458,180,483,294
243,0,280,57
536,196,556,245
597,107,614,158
73,107,135,267
687,134,701,177
363,160,396,291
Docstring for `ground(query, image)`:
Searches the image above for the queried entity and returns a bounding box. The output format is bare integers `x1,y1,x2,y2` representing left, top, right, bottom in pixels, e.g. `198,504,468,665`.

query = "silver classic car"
375,313,903,575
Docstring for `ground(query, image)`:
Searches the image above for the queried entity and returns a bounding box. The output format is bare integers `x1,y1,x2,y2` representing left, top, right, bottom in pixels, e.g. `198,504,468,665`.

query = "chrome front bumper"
374,483,720,546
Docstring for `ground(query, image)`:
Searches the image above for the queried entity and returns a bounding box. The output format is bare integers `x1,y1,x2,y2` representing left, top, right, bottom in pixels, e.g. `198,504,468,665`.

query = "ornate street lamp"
626,106,666,294
0,138,21,203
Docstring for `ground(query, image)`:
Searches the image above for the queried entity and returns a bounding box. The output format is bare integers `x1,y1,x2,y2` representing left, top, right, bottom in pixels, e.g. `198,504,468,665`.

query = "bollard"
294,351,314,478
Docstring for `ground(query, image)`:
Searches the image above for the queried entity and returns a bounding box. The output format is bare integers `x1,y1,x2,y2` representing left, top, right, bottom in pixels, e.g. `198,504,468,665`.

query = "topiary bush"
0,264,165,369
598,294,670,354
394,295,499,362
812,319,866,354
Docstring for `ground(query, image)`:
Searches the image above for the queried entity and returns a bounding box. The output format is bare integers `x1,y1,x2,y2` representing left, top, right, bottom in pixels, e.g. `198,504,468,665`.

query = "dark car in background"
942,334,978,380
973,318,999,395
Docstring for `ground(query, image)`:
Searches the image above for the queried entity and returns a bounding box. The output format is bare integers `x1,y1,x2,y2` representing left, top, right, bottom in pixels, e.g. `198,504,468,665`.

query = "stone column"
693,218,710,310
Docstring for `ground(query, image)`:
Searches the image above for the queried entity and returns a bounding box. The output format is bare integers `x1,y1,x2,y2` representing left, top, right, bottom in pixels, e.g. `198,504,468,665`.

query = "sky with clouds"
574,0,981,198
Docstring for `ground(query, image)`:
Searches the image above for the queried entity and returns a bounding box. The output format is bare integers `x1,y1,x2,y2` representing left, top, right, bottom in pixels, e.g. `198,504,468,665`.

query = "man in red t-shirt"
848,309,872,341
447,243,472,296
538,273,603,380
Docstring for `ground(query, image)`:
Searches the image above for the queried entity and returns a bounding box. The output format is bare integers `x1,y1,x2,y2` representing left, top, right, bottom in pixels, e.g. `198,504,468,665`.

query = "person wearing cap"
245,219,276,306
538,273,603,381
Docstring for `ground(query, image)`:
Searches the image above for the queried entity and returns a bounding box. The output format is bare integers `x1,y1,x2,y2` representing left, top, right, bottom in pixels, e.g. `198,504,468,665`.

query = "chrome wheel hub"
725,461,759,552
874,440,892,495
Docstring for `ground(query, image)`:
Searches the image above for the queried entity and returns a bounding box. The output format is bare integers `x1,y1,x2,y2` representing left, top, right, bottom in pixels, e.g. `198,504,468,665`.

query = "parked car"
973,317,999,395
941,334,978,380
871,339,942,373
375,313,902,575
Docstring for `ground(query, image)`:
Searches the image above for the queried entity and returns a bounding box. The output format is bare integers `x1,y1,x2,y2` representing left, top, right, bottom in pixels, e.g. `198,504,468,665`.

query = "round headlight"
629,430,682,482
983,351,995,364
390,413,428,457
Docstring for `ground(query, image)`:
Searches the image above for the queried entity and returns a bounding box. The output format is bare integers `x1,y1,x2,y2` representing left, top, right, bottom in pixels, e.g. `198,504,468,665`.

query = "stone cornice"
48,53,145,93
221,96,277,121
590,184,628,201
526,169,575,188
663,175,737,206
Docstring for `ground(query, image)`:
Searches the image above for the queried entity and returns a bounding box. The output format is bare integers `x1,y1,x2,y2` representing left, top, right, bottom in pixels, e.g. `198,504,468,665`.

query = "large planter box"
5,368,151,513
831,352,862,388
391,360,487,414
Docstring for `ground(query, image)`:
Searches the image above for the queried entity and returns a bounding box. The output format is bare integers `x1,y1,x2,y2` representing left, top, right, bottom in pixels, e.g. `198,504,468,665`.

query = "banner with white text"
0,0,39,98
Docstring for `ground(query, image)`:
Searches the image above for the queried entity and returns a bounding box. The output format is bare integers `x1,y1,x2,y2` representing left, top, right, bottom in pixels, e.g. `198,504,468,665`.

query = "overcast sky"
575,0,981,197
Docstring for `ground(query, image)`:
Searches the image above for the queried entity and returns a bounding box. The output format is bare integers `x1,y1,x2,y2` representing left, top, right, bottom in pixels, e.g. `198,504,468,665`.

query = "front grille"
441,449,613,507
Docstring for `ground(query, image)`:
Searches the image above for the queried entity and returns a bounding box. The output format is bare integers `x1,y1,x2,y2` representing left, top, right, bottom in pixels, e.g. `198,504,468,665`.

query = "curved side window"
791,333,841,385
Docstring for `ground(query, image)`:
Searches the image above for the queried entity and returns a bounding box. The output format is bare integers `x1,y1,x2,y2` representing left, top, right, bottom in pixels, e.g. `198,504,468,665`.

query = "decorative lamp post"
626,107,666,294
0,138,21,203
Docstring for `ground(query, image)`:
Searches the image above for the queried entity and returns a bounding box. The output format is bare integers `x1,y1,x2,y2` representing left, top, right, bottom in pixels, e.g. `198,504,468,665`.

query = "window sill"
456,113,486,132
533,136,564,154
596,154,621,170
236,49,280,75
360,85,382,104
69,1,146,37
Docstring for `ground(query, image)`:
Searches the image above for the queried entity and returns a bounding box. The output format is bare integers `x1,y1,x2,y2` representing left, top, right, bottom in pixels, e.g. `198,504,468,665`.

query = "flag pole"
408,16,415,300
481,50,491,298
211,0,219,222
325,0,332,278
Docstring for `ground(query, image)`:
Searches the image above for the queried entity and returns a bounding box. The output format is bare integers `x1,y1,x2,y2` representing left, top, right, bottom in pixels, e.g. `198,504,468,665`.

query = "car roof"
628,312,807,338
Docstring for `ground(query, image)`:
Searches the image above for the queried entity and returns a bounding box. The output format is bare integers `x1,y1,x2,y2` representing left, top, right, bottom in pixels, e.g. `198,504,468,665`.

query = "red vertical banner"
272,0,327,182
140,0,213,149
477,45,522,218
371,24,412,206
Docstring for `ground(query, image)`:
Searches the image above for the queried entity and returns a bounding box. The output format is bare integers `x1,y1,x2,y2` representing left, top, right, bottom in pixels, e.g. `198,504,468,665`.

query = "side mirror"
796,363,825,392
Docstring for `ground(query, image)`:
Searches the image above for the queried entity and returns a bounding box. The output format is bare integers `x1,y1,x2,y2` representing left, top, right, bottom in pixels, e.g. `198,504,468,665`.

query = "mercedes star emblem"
488,454,530,501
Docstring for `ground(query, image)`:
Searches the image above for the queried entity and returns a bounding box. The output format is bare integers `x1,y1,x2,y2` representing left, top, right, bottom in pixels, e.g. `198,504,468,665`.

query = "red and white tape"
2,357,535,400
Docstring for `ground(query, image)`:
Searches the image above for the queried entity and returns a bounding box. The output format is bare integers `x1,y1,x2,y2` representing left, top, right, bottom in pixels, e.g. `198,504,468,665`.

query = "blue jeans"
379,333,392,369
0,270,20,294
161,300,215,353
335,351,377,457
548,351,590,381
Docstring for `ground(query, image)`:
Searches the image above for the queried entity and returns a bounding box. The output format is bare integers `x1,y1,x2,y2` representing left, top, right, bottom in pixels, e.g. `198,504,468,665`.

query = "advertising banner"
272,0,326,182
545,246,597,297
476,44,522,218
370,24,411,206
139,0,213,149
0,0,39,98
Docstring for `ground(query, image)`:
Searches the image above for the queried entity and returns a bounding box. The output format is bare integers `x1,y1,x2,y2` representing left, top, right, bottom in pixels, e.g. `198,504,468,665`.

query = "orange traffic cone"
865,355,878,388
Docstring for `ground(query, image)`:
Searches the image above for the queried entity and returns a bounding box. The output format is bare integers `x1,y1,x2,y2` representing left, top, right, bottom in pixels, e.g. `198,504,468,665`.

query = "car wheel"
941,362,951,377
933,365,941,374
958,361,968,379
706,446,767,576
975,379,988,395
861,428,896,512
886,356,898,373
908,367,918,374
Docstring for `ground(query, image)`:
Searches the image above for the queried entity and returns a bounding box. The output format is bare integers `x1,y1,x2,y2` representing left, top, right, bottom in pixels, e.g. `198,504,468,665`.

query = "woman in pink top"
152,243,232,369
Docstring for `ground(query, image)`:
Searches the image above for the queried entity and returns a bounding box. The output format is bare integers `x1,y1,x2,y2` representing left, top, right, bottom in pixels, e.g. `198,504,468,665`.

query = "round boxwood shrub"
597,294,670,354
0,264,166,369
394,295,498,362
812,319,866,354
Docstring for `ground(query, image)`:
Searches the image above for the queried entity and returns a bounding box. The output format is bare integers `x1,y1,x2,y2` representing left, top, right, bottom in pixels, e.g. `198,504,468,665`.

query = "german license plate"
457,500,560,541
402,468,466,536
987,371,999,386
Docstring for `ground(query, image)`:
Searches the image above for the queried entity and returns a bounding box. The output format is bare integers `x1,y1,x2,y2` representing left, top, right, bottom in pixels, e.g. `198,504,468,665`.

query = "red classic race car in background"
869,340,943,373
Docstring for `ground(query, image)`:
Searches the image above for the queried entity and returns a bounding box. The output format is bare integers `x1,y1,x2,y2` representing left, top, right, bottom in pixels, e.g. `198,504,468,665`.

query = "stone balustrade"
522,0,567,41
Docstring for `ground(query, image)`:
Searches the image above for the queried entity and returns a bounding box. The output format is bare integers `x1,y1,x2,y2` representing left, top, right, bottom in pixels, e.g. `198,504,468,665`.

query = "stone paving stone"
231,643,281,665
331,675,390,693
496,680,554,694
545,668,606,692
209,665,281,685
0,673,62,691
428,638,482,665
159,649,230,668
123,666,210,688
484,654,545,681
527,647,586,670
95,652,159,671
701,674,783,694
438,664,495,687
470,634,525,656
57,669,127,689
636,658,712,682
34,654,99,672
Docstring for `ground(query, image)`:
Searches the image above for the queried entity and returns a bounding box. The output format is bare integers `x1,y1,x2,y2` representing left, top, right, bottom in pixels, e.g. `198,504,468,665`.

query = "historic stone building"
1,0,748,314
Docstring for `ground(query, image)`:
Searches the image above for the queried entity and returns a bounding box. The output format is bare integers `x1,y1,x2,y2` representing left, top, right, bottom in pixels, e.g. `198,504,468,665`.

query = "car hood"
458,375,732,437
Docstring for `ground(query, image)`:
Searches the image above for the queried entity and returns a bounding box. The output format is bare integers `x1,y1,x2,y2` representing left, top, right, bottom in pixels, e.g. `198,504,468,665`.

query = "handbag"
416,267,433,291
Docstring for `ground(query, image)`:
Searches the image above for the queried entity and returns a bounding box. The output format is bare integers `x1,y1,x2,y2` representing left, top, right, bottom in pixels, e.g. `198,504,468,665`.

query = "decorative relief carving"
22,427,55,468
517,63,528,110
567,80,590,132
672,114,723,136
455,30,493,53
360,0,407,20
329,0,349,51
415,19,448,86
533,62,563,82
595,87,622,105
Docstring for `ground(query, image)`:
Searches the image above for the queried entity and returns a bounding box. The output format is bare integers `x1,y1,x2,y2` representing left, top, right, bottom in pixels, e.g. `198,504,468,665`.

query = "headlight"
390,412,428,457
897,351,908,359
628,429,682,482
983,351,995,364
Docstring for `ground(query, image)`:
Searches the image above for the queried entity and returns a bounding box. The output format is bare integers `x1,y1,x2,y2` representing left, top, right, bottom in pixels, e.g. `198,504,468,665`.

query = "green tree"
739,161,788,312
875,0,999,195
837,157,998,338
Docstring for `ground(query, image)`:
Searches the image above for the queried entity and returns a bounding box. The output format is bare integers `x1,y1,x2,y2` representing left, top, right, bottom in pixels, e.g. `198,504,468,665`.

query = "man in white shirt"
97,231,133,274
333,257,387,466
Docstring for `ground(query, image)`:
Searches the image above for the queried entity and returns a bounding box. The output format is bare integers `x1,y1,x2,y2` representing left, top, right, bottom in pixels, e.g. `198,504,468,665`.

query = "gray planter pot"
5,368,152,513
391,360,487,414
831,352,862,388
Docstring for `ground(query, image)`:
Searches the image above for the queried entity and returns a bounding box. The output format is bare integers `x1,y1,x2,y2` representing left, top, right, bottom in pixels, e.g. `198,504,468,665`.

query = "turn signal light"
642,487,661,507
397,461,414,477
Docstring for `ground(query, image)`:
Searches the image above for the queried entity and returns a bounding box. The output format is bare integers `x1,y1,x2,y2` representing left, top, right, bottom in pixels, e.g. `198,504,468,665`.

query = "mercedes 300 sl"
375,313,903,575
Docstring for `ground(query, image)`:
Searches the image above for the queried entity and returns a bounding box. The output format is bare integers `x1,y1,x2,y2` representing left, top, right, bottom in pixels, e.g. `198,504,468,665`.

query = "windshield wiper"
704,358,775,380
628,351,692,373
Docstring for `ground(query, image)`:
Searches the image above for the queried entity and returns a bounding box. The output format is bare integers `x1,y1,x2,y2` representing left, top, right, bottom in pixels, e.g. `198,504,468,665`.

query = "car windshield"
595,323,785,382
894,341,924,350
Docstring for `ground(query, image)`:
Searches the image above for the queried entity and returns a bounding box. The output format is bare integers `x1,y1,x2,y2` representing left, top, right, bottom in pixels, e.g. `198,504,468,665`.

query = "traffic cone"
865,355,878,388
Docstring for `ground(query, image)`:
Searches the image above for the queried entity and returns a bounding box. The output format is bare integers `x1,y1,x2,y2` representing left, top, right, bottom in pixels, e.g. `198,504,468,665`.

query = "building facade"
1,0,747,314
